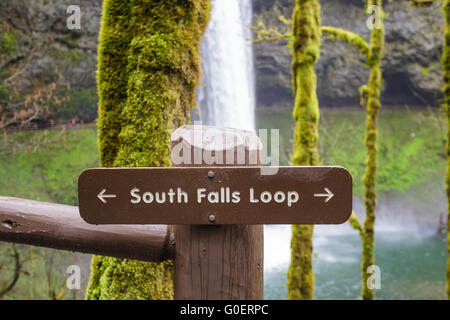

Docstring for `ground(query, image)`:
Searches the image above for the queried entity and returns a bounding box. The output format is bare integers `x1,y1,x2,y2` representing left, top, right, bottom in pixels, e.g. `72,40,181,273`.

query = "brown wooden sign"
78,166,352,225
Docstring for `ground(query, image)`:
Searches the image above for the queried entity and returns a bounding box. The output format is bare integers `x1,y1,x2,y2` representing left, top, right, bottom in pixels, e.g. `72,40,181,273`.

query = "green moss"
360,0,385,301
58,87,98,122
321,26,369,59
0,85,9,101
349,211,364,236
421,65,431,76
0,128,98,205
86,256,174,300
87,0,210,300
288,225,314,300
287,0,320,301
0,30,16,55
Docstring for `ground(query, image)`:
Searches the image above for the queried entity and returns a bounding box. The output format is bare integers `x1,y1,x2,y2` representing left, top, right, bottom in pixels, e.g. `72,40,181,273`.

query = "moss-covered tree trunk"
318,0,384,300
443,0,450,301
86,0,210,300
360,0,384,300
287,0,321,300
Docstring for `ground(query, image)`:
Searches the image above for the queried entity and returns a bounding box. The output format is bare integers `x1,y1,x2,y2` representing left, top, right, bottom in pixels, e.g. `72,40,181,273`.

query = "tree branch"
250,17,292,43
321,26,369,59
349,211,365,238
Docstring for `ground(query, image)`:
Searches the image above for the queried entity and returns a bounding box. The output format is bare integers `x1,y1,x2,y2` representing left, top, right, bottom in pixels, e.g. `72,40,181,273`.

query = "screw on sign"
77,125,353,300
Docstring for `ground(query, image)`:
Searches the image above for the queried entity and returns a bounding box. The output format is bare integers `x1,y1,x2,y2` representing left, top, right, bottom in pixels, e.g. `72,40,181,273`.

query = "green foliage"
257,109,447,198
6,111,442,209
58,88,98,122
325,110,447,195
0,128,99,205
0,31,16,55
0,243,88,300
288,0,321,301
0,85,9,101
0,128,97,298
0,128,95,300
88,0,210,300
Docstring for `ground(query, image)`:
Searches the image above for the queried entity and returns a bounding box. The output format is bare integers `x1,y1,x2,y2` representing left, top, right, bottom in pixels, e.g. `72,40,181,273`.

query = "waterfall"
197,0,285,272
197,0,255,131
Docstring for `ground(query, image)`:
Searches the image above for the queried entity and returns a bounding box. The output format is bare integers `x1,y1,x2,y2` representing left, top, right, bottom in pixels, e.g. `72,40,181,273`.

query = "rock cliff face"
0,0,445,121
253,0,444,107
0,0,101,122
0,0,100,87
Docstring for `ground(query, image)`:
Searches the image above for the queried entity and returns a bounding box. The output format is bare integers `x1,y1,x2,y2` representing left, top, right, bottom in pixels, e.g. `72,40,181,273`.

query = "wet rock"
0,0,101,94
253,0,444,107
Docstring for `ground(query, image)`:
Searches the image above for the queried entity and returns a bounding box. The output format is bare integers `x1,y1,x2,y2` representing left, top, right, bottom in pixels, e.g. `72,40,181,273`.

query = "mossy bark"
287,0,321,301
320,27,369,58
361,0,384,300
321,0,384,300
443,0,450,301
86,0,210,300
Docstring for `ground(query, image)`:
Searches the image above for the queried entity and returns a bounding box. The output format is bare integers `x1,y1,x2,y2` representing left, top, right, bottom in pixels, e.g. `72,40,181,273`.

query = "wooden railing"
0,196,174,262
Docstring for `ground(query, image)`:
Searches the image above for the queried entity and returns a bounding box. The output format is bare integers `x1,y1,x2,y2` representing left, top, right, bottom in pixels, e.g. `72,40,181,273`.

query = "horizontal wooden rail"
0,197,174,262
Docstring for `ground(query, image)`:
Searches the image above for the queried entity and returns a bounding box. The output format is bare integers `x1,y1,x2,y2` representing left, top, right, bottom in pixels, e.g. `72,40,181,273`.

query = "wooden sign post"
170,125,264,300
76,125,353,300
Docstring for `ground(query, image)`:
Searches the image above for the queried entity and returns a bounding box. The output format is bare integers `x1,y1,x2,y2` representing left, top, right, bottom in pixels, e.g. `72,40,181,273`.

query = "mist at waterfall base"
197,0,447,300
264,194,447,300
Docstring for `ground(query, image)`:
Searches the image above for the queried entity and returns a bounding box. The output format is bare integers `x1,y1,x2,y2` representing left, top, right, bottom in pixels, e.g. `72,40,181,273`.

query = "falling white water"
198,0,283,271
197,0,255,131
195,0,370,273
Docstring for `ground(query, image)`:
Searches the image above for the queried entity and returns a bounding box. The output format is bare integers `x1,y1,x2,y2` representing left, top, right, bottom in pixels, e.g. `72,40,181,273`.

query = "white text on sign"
129,187,301,207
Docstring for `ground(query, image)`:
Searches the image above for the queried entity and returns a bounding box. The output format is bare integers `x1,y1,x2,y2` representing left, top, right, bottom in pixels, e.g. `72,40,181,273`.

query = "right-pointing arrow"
314,187,334,203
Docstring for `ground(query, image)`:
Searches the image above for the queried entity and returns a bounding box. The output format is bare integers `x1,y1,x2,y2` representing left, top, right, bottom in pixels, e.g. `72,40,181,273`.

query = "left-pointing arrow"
97,189,116,204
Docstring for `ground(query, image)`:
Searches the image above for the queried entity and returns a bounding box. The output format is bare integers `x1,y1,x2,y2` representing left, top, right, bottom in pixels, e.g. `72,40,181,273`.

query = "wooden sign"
78,166,352,225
